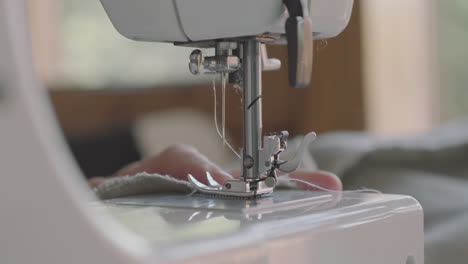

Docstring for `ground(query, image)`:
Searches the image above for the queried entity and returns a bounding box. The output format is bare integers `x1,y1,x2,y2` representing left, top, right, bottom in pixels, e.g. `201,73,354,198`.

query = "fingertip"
113,161,143,177
208,168,234,184
228,169,241,179
88,177,106,189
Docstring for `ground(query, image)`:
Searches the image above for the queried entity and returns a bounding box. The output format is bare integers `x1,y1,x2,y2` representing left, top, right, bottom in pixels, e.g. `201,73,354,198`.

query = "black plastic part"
283,0,303,17
285,16,301,88
283,0,312,88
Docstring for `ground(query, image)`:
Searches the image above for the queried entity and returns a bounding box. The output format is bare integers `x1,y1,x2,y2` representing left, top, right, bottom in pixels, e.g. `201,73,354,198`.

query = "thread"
212,79,242,159
201,60,378,195
197,49,241,159
209,78,377,194
187,173,380,196
221,72,226,146
283,176,381,194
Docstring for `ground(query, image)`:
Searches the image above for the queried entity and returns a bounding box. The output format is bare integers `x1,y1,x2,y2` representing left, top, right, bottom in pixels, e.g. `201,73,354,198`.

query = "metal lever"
261,44,281,71
283,0,313,88
277,132,316,173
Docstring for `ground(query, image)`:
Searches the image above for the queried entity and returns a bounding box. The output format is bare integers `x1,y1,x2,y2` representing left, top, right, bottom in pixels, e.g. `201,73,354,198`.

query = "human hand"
88,144,342,192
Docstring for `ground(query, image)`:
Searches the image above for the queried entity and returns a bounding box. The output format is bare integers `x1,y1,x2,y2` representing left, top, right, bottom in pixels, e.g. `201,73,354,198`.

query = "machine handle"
283,0,313,88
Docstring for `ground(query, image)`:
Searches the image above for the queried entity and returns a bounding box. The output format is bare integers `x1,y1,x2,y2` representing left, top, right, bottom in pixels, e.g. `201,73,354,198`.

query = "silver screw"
243,156,254,169
264,177,277,188
188,49,203,75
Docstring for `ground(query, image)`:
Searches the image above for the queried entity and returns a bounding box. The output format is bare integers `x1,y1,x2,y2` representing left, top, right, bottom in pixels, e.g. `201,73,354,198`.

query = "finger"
88,177,106,189
287,170,342,191
114,160,144,177
228,169,241,179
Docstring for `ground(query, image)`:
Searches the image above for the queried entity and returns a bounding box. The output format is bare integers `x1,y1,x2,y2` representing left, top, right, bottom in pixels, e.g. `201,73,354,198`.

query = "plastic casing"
99,191,424,263
99,0,354,42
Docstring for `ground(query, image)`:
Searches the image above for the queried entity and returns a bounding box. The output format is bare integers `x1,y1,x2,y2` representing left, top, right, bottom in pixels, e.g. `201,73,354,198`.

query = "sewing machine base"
95,190,424,263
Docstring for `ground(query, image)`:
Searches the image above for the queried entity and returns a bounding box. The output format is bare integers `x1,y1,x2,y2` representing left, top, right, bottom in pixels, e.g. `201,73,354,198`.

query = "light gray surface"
102,190,335,213
100,0,188,42
99,0,353,42
96,190,422,262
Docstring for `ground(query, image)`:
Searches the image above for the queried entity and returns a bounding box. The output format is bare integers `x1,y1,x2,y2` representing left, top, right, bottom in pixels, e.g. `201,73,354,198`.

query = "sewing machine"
100,0,353,197
0,0,424,263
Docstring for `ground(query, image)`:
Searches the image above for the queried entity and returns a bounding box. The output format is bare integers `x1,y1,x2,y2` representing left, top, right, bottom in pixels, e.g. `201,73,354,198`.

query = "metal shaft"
242,38,262,180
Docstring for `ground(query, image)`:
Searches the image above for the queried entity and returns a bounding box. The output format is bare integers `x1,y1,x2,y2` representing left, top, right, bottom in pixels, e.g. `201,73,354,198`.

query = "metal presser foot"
188,131,317,198
188,172,275,198
186,2,315,198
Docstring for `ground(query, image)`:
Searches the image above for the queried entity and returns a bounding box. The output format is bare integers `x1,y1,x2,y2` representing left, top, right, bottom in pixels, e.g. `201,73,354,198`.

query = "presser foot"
188,172,276,199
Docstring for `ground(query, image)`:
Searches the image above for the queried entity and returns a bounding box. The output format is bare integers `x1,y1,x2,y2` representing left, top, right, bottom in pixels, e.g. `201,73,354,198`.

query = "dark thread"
247,95,262,110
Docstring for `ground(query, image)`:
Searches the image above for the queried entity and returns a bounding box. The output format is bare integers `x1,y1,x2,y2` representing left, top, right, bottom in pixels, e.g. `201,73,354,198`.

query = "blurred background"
27,0,468,178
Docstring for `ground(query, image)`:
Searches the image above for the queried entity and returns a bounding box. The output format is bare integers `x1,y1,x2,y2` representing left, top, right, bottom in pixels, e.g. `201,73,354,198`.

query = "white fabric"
95,173,192,200
95,172,299,200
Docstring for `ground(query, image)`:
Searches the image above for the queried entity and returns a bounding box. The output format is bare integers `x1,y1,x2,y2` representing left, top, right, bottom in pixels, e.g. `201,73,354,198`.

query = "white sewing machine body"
0,0,424,263
99,191,423,263
99,0,354,42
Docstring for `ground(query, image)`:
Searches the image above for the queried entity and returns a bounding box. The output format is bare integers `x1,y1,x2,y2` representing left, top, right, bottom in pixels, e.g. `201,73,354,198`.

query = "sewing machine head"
99,0,353,42
99,0,354,198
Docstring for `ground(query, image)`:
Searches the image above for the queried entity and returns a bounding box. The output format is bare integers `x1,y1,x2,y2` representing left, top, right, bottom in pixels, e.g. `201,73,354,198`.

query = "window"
360,0,468,135
437,0,468,121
